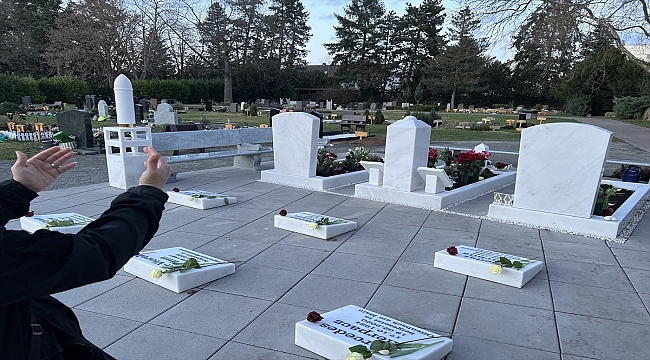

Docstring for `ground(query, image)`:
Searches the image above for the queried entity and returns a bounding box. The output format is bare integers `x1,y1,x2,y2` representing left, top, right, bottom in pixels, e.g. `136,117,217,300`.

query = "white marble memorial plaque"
274,212,356,239
434,245,542,288
124,247,234,293
295,305,453,360
167,190,236,210
20,213,94,234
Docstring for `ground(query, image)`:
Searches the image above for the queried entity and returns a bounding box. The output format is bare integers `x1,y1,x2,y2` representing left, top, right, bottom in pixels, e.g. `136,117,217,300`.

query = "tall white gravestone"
383,116,431,191
97,100,109,118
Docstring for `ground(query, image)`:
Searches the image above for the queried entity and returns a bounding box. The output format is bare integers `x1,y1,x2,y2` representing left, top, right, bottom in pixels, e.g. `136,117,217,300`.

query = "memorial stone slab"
326,100,333,110
22,96,31,105
295,305,452,360
153,103,178,124
97,100,109,118
124,247,234,293
357,103,364,110
270,112,319,177
370,103,377,111
294,101,303,111
84,95,93,110
230,103,239,113
21,213,94,234
167,190,236,210
75,96,84,110
513,123,612,218
383,116,431,191
434,245,542,288
274,212,356,239
57,110,94,148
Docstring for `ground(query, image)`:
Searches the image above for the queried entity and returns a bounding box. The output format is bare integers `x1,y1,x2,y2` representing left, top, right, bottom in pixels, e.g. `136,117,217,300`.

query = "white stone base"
124,247,234,293
355,171,516,210
295,305,452,360
260,169,369,190
487,180,650,240
434,245,543,288
20,213,94,234
274,212,356,239
167,190,236,210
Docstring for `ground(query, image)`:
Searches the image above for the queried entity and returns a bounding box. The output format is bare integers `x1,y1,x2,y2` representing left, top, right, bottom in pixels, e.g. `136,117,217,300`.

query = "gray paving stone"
351,222,420,242
556,313,650,359
312,252,396,284
543,240,618,265
157,211,204,230
551,281,650,324
225,214,292,242
233,302,326,358
76,278,190,322
540,229,607,246
640,292,650,312
446,335,561,360
479,219,540,239
105,323,225,360
325,203,384,227
195,237,272,265
625,268,650,294
337,235,410,259
144,230,218,251
29,198,80,213
204,204,273,221
384,260,467,296
58,203,109,218
611,247,650,270
411,227,478,245
150,289,271,338
400,242,441,264
279,274,379,310
278,231,350,250
210,341,318,360
205,264,304,301
422,212,482,232
545,258,636,291
370,204,431,226
53,275,132,307
366,285,461,335
73,308,142,349
455,298,559,352
245,243,331,272
465,277,552,310
175,217,248,236
445,191,495,216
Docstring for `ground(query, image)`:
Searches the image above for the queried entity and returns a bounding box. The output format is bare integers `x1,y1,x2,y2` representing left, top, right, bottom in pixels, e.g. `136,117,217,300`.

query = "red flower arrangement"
307,311,323,323
428,147,438,168
446,246,458,255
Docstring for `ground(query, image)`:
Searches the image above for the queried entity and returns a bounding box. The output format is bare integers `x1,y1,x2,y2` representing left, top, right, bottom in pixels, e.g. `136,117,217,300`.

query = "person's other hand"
11,147,77,193
139,147,172,189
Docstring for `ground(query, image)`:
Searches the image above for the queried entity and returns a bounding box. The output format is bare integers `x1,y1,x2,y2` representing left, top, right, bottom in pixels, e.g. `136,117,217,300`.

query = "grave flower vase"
594,202,605,216
458,171,470,187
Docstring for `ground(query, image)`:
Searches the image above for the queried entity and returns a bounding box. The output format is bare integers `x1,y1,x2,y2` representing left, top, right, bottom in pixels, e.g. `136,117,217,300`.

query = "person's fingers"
32,146,62,162
13,151,27,168
144,153,161,169
57,162,77,175
44,147,73,165
143,146,160,157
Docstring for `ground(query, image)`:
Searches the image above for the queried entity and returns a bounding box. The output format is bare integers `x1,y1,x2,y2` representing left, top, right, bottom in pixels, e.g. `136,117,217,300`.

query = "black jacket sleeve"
0,180,38,226
0,182,168,307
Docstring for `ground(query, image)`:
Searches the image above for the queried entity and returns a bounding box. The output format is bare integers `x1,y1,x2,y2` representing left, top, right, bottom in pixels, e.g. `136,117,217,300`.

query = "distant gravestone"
326,100,333,110
84,95,92,110
135,104,144,123
57,110,93,148
263,99,270,107
383,116,431,191
153,103,178,124
458,103,464,111
294,101,303,111
370,103,377,111
342,110,354,116
446,103,451,112
319,101,324,109
139,98,150,114
346,102,354,109
150,98,158,110
75,96,84,110
205,99,213,112
22,96,31,105
357,103,364,110
97,100,109,118
230,103,239,113
513,123,612,218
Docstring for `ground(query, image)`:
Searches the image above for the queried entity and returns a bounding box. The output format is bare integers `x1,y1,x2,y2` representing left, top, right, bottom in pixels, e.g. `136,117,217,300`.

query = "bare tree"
462,0,650,72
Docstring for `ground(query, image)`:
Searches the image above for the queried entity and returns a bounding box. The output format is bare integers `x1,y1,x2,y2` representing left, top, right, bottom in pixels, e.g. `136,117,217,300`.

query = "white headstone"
271,112,320,177
153,103,178,124
513,123,612,218
326,100,333,110
383,116,431,191
446,103,451,112
97,100,109,118
474,143,489,153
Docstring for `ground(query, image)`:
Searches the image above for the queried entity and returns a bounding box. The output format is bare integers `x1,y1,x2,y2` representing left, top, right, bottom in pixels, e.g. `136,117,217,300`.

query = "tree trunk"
224,57,233,103
450,88,456,110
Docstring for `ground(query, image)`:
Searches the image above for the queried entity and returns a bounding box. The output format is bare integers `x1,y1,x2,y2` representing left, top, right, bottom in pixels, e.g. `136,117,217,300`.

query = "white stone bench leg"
425,175,446,193
360,161,384,186
234,154,261,170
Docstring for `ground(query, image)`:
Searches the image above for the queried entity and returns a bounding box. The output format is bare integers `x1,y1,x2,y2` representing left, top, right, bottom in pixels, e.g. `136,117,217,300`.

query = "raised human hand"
138,147,172,189
11,147,77,193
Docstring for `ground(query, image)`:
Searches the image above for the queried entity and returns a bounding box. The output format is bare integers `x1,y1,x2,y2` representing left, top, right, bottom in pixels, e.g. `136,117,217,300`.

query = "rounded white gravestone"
114,74,135,125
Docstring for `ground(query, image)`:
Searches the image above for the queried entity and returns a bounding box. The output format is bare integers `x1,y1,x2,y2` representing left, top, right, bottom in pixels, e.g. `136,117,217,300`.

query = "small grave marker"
295,305,452,359
274,212,356,239
21,213,94,234
434,245,542,288
124,247,234,293
167,190,236,210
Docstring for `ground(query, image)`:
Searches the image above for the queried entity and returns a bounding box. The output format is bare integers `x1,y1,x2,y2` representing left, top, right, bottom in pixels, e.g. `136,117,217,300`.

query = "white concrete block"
167,190,236,210
271,112,320,177
123,247,234,293
260,169,368,191
434,245,543,288
295,305,452,360
20,213,94,234
417,167,453,194
274,212,356,239
383,117,431,191
360,161,384,186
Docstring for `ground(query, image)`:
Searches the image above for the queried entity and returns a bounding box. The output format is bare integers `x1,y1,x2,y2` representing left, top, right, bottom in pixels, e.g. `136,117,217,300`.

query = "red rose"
307,311,323,323
602,208,613,216
279,209,288,216
25,210,34,217
172,188,180,192
446,246,458,255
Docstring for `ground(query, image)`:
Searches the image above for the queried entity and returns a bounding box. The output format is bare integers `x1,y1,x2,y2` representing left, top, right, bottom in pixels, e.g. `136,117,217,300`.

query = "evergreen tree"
141,29,175,79
267,0,311,69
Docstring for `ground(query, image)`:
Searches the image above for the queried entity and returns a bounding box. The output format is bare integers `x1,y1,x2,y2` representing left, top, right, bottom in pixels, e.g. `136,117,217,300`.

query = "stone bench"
151,127,273,171
455,122,472,129
338,115,367,132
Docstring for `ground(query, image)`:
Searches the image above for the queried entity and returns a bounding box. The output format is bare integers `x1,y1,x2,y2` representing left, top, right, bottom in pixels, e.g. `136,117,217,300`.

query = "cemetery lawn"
619,119,650,128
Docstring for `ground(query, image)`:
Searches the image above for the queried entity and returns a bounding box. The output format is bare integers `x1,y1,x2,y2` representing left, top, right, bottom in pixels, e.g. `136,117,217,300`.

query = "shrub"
374,109,385,124
563,94,591,116
613,96,650,119
38,76,90,103
412,109,441,126
0,74,45,104
249,103,258,116
0,102,23,115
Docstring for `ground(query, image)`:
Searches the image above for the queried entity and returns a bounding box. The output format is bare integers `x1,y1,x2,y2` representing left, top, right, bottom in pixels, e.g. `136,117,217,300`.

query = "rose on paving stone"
172,187,180,192
308,222,319,230
446,246,458,255
279,209,288,216
307,311,323,323
489,264,503,274
25,210,34,217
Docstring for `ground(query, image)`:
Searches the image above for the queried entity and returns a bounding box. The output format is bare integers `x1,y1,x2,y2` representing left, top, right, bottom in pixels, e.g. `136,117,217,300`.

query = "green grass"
0,108,580,160
619,119,650,128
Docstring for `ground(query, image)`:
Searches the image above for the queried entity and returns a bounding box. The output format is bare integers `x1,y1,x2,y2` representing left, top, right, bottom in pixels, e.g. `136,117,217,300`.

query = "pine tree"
267,0,311,69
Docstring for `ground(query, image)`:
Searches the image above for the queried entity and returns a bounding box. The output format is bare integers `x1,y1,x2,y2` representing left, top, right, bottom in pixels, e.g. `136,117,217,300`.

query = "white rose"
151,268,163,279
308,222,319,230
346,352,365,360
489,265,503,274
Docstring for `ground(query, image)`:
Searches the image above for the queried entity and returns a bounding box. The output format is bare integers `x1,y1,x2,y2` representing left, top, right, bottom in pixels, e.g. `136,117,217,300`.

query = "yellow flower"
151,268,163,279
489,265,503,274
186,197,195,202
346,353,365,360
308,222,318,230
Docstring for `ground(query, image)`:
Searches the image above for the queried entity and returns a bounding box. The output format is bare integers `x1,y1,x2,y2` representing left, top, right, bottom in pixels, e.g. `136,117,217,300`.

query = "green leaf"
390,340,443,358
512,261,523,269
370,340,391,351
499,256,512,265
349,345,369,353
224,197,229,205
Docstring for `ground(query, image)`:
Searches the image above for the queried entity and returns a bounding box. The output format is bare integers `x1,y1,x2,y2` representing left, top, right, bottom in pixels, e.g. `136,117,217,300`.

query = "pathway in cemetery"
573,116,650,152
7,162,648,359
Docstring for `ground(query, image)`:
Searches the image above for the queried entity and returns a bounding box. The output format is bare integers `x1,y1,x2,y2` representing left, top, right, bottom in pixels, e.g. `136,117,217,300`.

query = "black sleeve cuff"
0,179,39,201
